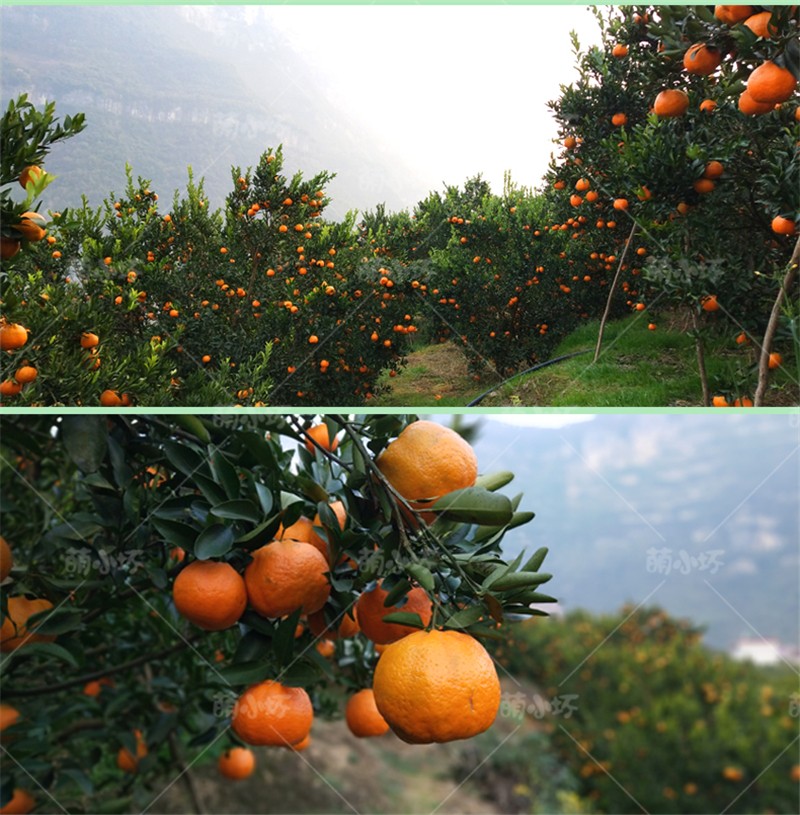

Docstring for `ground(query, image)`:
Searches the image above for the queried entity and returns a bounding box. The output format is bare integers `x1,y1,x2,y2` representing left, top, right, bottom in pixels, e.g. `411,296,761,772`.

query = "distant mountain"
468,415,800,651
0,5,426,219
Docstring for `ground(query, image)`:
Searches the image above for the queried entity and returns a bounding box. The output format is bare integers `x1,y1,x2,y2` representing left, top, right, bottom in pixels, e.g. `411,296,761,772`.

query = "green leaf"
442,605,484,629
236,516,281,550
208,449,240,499
151,518,197,550
10,641,79,667
234,631,273,663
173,415,211,444
281,660,324,688
474,471,514,492
193,474,228,506
163,441,204,477
432,487,513,526
27,607,83,636
406,563,435,592
210,500,261,523
522,547,549,573
194,524,235,559
60,416,108,474
383,578,412,607
254,483,274,516
217,661,271,687
378,611,427,629
491,572,553,592
59,768,94,796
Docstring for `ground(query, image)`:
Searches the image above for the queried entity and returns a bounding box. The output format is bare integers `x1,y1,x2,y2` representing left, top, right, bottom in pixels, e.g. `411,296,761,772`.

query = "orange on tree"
738,89,774,115
372,629,501,744
14,366,37,385
611,43,628,58
375,420,478,522
0,596,55,652
356,582,433,645
768,352,782,370
80,332,99,349
18,165,43,188
714,5,753,25
654,89,689,117
345,689,390,738
703,161,725,179
747,60,797,104
611,112,628,127
218,746,256,780
693,178,716,194
0,703,20,733
701,295,720,312
0,536,12,582
117,729,147,773
304,423,339,454
0,323,29,352
99,389,123,407
0,380,23,397
712,395,731,407
244,539,330,619
10,212,46,242
172,559,247,631
0,237,21,259
0,789,34,815
683,43,722,75
744,11,776,38
231,680,313,747
771,216,796,235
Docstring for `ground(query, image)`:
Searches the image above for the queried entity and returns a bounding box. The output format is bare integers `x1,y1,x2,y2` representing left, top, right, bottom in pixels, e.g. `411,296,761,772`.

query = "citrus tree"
0,414,555,813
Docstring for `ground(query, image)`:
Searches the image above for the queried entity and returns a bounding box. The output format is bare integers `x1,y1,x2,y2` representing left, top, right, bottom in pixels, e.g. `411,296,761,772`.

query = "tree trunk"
691,309,710,406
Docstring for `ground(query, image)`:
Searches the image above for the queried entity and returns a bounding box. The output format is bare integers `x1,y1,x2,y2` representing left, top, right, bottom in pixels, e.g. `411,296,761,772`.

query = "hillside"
0,6,424,219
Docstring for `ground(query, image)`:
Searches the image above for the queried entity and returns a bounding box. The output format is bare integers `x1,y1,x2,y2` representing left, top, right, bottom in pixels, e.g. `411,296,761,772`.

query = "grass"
374,313,798,407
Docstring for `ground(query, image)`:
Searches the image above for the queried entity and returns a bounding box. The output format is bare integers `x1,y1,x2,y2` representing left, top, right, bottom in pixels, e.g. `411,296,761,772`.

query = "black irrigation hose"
466,349,593,407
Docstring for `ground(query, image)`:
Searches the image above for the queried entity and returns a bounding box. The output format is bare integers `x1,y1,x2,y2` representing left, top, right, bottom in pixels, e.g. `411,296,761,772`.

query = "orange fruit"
218,746,256,780
569,194,583,207
701,295,720,312
699,98,718,113
10,212,46,242
738,89,774,115
0,380,22,397
768,352,782,370
287,733,311,752
653,89,689,117
356,582,433,645
744,11,776,38
80,332,100,349
0,597,55,652
232,680,313,747
574,178,590,192
373,630,500,744
0,789,34,815
715,5,753,25
0,537,12,582
611,113,628,127
0,703,20,733
0,237,21,260
173,560,247,631
693,178,716,194
307,606,359,639
245,540,330,619
376,420,478,523
613,198,629,211
683,43,722,75
18,166,43,189
703,161,725,179
712,395,730,407
315,638,335,658
772,216,796,235
747,61,797,104
304,423,339,454
83,677,114,697
99,389,123,407
722,765,744,781
14,366,37,385
612,44,628,58
345,689,390,738
0,323,28,351
733,397,754,407
117,729,147,773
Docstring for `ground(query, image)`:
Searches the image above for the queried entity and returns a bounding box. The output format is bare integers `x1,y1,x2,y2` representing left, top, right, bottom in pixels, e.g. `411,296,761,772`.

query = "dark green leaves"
194,524,235,559
432,486,513,526
60,417,108,474
210,500,261,523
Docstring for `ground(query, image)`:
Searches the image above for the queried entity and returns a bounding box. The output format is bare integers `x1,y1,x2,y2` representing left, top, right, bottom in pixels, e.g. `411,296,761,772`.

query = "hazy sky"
260,4,605,203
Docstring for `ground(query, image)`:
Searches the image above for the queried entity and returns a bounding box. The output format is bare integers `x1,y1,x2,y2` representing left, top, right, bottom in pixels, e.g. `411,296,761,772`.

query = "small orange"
14,366,37,384
173,560,247,630
373,630,500,744
304,424,339,455
699,98,718,113
613,198,629,211
703,161,725,179
345,689,390,738
768,352,782,370
356,582,433,645
0,380,22,397
611,113,628,127
81,332,100,350
218,746,256,780
701,295,720,312
0,597,55,652
99,389,123,407
683,43,721,75
315,638,335,658
0,536,12,582
693,178,715,194
653,89,689,118
712,395,730,407
117,729,147,773
18,166,43,189
612,44,628,58
245,539,330,619
232,680,313,747
771,216,796,236
0,703,20,734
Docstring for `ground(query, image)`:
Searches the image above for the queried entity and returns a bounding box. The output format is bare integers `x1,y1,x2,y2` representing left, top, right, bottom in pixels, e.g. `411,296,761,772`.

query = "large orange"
683,43,721,75
714,5,753,25
117,729,147,773
10,212,46,242
376,420,478,522
373,629,501,744
245,539,330,619
653,89,689,118
738,89,774,115
218,746,256,780
356,582,433,645
747,61,797,104
0,536,12,582
771,216,796,236
173,560,247,631
231,680,313,746
345,689,390,738
0,597,55,652
0,789,34,815
0,323,29,352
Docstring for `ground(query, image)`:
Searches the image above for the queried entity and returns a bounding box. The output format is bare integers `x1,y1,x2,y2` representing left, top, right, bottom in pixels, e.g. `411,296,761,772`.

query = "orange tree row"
0,414,555,812
544,4,799,404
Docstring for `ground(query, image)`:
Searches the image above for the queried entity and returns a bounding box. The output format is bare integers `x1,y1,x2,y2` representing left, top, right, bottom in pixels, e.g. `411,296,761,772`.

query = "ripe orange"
99,389,123,407
373,629,500,744
10,212,46,242
345,689,390,738
744,11,776,38
613,198,629,211
699,98,718,113
768,352,782,370
173,560,247,630
648,323,657,331
712,395,730,407
80,331,100,349
218,747,256,780
287,733,311,752
117,729,147,773
0,789,34,815
569,194,583,207
304,424,339,454
772,216,796,235
0,237,21,260
375,420,478,522
18,166,43,189
0,597,55,652
356,582,433,645
0,380,22,397
611,113,628,127
575,178,590,192
693,178,716,194
733,397,754,407
703,161,725,179
0,703,20,733
683,43,722,75
715,5,753,25
747,61,797,104
232,680,313,747
701,295,720,312
0,323,29,351
653,89,689,117
0,537,12,582
245,539,330,619
14,366,37,385
738,89,774,115
83,677,113,697
612,44,628,58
